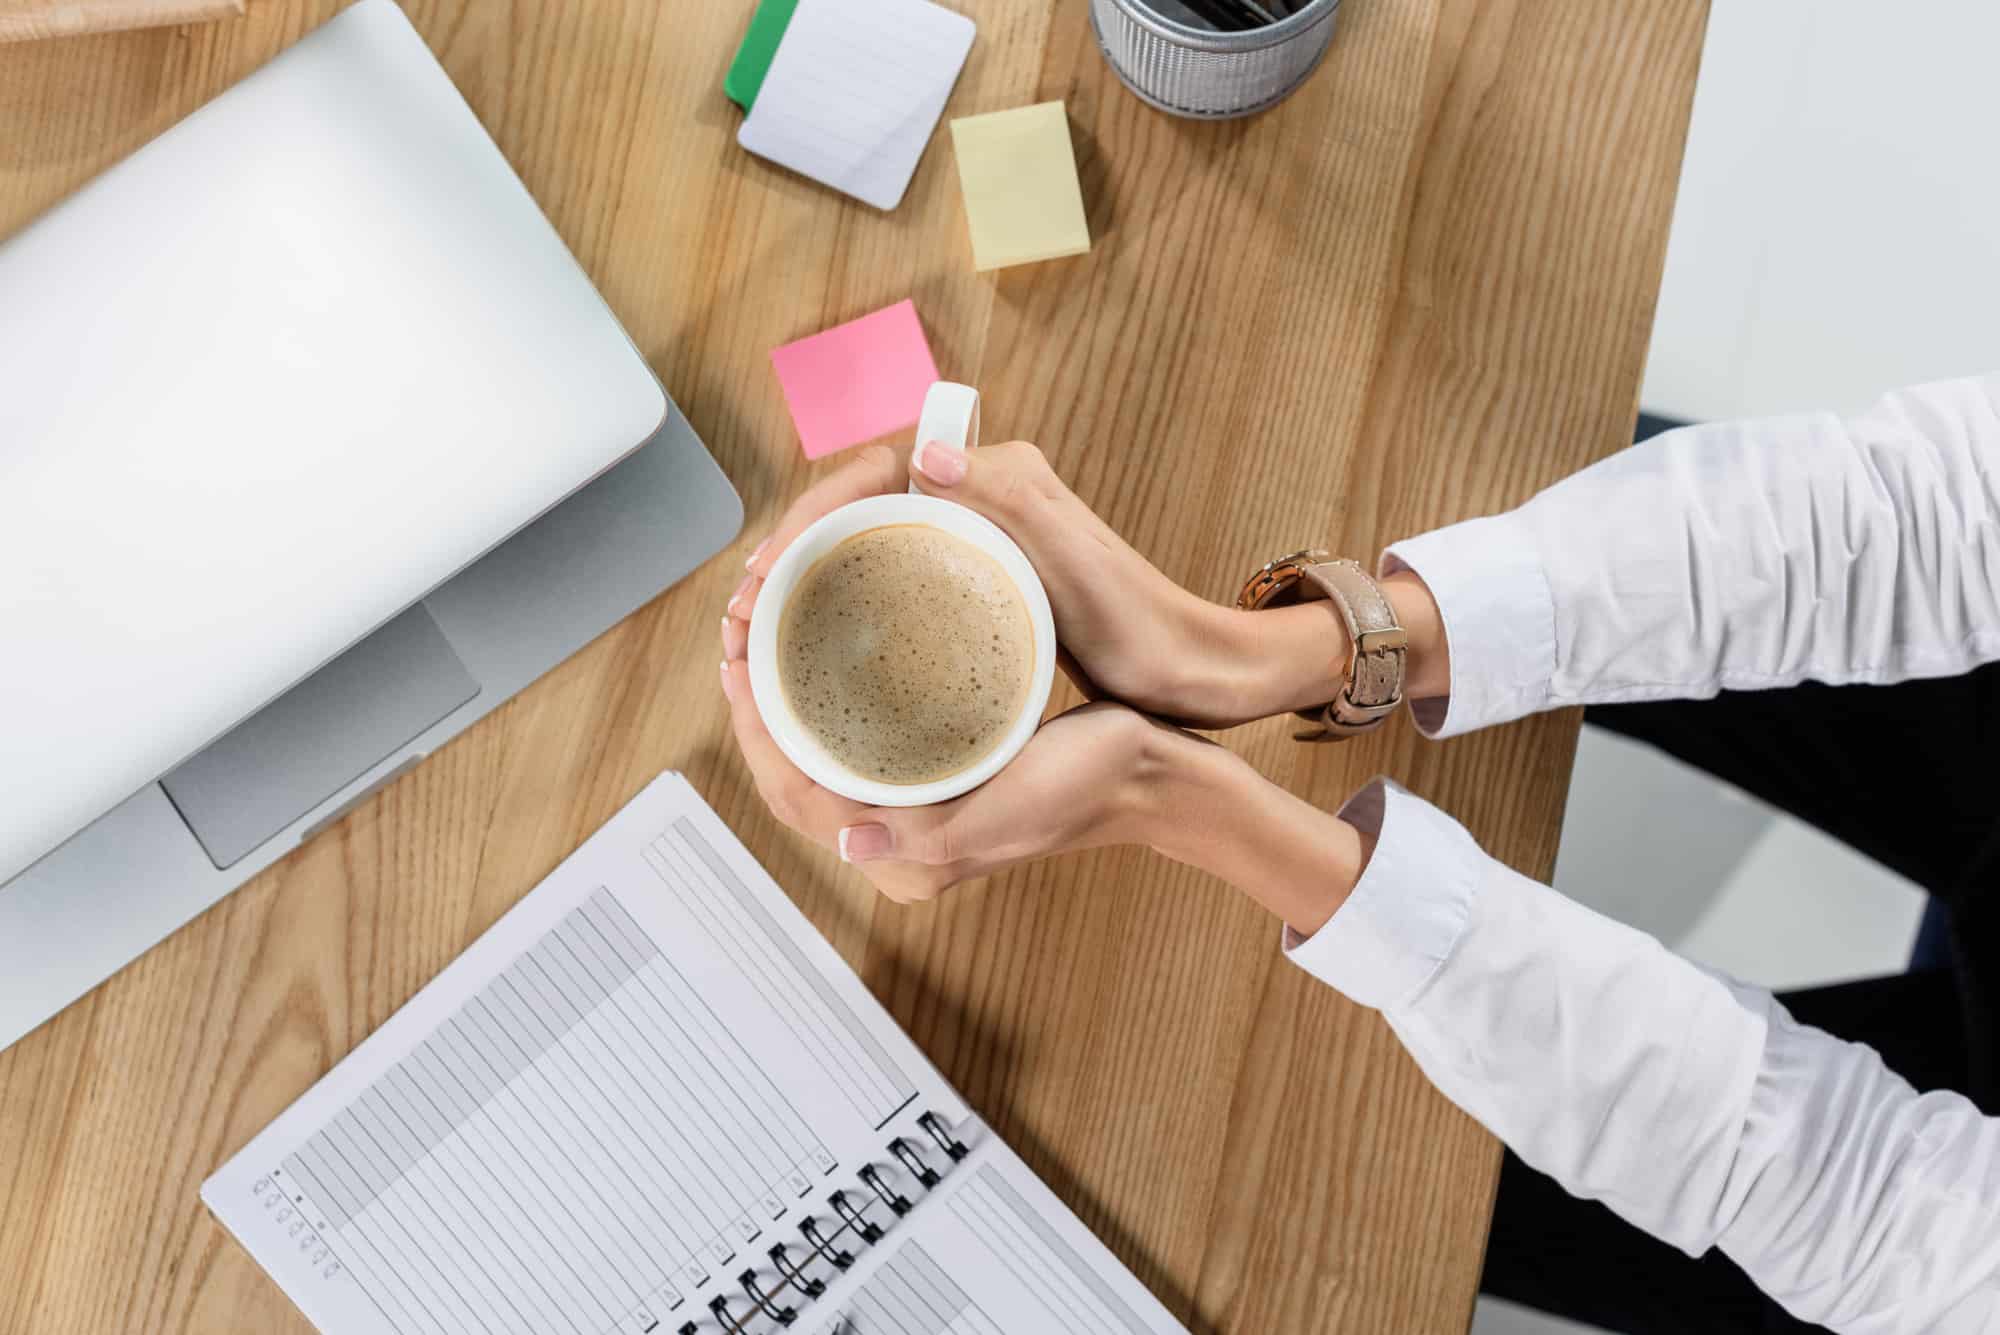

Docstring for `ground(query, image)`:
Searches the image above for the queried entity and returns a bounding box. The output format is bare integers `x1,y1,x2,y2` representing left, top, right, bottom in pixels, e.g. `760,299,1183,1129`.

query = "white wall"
1642,1,2000,424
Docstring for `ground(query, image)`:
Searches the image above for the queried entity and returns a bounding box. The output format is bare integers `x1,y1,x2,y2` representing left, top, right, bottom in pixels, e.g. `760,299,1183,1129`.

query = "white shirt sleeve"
1381,374,2000,739
1285,375,2000,1330
1285,781,2000,1333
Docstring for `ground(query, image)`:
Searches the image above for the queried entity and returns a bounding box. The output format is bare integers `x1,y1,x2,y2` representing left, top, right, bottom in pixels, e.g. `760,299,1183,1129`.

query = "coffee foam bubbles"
777,525,1032,786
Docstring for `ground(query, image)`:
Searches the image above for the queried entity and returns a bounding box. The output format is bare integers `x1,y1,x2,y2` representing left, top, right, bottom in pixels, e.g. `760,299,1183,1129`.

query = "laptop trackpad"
161,604,478,869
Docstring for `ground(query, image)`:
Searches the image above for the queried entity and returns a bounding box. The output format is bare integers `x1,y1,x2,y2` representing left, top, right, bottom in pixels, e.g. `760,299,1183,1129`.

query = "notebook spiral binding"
678,1110,972,1335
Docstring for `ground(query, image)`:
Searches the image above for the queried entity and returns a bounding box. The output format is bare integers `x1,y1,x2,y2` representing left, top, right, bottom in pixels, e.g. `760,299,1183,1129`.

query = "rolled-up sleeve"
1382,374,2000,737
1380,513,1555,739
1285,780,2000,1331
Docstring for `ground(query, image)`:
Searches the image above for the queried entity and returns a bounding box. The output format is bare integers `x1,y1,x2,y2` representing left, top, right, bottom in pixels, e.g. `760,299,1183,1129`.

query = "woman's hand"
714,430,1408,924
721,648,1370,931
720,646,1179,901
728,440,1444,729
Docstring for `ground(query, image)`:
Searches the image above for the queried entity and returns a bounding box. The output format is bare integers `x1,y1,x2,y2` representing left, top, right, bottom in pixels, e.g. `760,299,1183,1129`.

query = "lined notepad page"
817,1136,1176,1335
203,774,1185,1335
737,0,975,210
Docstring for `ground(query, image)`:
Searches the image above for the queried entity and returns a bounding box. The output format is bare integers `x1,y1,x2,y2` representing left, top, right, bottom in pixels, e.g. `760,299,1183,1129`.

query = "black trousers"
1478,662,2000,1334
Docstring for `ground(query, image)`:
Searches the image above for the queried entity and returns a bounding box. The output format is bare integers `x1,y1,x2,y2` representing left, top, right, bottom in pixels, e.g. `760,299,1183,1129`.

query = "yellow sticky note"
948,102,1091,272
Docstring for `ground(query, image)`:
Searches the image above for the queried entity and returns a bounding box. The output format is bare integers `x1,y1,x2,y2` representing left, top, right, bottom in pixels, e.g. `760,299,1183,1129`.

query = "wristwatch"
1236,550,1407,742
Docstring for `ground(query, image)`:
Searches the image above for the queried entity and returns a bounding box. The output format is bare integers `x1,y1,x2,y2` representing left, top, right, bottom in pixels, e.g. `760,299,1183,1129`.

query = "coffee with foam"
777,525,1033,786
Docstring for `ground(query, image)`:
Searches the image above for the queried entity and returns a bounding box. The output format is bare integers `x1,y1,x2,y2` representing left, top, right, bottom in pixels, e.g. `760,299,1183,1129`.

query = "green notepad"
725,0,801,110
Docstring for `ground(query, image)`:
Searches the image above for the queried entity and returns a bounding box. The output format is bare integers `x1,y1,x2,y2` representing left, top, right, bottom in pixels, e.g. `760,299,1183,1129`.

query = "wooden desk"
0,2,1706,1330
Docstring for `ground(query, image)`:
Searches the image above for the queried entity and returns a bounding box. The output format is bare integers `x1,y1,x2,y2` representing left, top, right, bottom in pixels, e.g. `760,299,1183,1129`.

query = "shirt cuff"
1381,511,1557,739
1282,779,1478,1011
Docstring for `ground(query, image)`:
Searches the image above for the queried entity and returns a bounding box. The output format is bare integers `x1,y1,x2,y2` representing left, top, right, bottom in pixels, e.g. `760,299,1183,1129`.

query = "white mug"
747,383,1057,807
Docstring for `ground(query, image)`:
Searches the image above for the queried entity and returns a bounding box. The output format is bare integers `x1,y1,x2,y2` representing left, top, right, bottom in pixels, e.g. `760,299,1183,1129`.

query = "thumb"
840,788,1032,872
837,807,957,867
909,437,973,490
909,437,1054,522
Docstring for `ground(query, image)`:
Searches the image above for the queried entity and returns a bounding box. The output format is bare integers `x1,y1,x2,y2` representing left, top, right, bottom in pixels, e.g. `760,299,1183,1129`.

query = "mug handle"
909,381,980,494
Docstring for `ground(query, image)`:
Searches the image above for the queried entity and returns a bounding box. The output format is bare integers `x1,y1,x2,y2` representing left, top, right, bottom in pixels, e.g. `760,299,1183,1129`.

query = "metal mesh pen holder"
1090,0,1342,120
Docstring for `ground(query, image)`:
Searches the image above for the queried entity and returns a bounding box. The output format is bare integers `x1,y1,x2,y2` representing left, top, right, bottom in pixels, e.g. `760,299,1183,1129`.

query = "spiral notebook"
203,773,1185,1335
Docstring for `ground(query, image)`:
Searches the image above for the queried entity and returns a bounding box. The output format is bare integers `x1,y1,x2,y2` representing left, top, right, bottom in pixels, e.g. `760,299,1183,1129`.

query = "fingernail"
719,661,734,700
911,439,969,486
728,573,754,615
838,823,891,863
746,538,770,571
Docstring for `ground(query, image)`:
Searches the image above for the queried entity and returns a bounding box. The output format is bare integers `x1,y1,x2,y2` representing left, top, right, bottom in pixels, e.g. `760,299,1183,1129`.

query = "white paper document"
204,773,1184,1335
737,0,976,211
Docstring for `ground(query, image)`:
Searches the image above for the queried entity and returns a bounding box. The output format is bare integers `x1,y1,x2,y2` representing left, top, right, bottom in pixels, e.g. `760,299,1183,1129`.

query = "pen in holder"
1090,0,1343,119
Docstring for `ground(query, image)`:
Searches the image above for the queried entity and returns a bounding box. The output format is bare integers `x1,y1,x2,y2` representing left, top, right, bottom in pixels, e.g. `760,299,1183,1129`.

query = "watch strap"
1291,560,1407,741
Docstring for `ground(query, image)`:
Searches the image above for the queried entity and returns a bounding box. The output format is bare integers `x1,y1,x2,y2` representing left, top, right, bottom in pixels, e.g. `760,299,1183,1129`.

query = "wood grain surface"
0,1,1708,1331
0,0,241,44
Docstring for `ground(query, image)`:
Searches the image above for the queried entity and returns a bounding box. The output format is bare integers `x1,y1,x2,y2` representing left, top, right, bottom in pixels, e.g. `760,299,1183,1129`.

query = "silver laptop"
0,0,741,1050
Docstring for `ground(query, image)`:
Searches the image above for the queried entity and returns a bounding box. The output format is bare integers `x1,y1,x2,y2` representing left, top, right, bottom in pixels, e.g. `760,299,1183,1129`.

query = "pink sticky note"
769,299,940,459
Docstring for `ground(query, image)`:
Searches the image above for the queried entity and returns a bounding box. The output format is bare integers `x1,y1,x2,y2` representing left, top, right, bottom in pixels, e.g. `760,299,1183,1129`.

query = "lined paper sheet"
205,773,1185,1335
737,0,976,211
202,774,968,1335
813,1133,1182,1335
